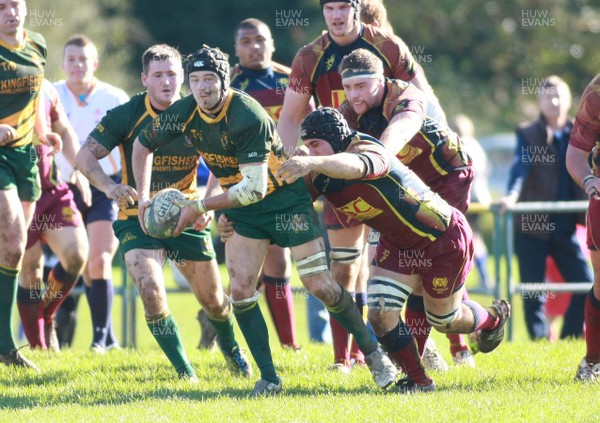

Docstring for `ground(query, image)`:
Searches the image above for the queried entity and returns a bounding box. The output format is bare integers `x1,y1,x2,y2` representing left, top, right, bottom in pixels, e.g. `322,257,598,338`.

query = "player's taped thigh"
330,247,362,264
367,276,413,312
425,308,460,326
295,251,328,278
231,290,261,313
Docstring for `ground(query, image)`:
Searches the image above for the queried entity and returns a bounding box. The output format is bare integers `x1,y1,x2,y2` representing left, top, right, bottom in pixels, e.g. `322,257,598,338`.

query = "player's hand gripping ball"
144,188,187,238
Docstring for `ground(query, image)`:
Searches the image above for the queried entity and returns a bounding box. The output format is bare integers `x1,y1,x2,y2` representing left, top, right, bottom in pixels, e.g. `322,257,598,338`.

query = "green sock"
207,314,236,353
146,313,195,378
326,287,378,355
232,299,278,383
0,266,19,354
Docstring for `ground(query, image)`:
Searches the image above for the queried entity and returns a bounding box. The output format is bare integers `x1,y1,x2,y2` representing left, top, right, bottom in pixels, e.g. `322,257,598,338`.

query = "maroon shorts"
323,197,363,229
375,210,474,299
586,197,600,250
428,167,473,214
27,184,83,249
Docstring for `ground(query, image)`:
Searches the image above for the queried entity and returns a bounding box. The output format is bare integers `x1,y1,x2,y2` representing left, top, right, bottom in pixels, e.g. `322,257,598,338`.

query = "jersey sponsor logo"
330,90,346,109
248,152,258,158
152,155,197,171
201,152,238,168
338,197,383,221
0,74,43,95
96,123,105,133
432,277,449,294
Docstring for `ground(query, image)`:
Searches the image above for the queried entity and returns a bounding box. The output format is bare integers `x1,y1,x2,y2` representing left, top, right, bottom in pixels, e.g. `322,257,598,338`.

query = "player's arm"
278,89,313,154
132,137,155,232
566,144,596,195
379,110,423,155
34,88,62,154
76,136,137,208
277,148,389,183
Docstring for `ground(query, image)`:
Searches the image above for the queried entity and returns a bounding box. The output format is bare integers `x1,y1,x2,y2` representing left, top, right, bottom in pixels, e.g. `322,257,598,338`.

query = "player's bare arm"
76,136,137,208
566,144,600,197
379,110,422,155
277,153,367,184
131,137,154,232
277,89,313,153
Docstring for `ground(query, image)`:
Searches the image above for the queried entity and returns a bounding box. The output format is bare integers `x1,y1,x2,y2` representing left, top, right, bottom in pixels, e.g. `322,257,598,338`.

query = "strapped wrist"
190,199,208,214
583,174,595,186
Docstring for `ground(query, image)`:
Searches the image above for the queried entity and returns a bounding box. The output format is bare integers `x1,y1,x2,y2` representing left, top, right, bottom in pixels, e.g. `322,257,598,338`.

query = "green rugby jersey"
138,89,289,196
0,31,46,148
90,92,199,219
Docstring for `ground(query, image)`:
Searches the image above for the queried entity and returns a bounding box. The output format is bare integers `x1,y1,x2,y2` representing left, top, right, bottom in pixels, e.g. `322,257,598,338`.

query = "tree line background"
27,0,600,135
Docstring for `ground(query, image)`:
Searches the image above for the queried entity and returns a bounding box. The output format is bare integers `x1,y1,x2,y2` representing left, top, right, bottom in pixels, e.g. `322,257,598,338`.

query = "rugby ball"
144,188,186,239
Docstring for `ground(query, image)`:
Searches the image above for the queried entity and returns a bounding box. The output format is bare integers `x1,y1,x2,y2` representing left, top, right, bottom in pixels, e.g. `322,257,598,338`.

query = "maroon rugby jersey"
305,134,453,251
288,25,421,109
340,79,471,203
570,73,600,153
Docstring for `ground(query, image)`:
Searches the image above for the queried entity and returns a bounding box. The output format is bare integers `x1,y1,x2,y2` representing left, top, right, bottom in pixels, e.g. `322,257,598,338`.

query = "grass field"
1,263,598,422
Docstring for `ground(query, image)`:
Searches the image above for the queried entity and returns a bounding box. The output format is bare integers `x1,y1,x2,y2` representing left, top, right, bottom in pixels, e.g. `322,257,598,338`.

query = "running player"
75,44,251,381
338,48,475,368
277,0,439,372
566,73,600,382
278,107,510,392
213,17,311,351
132,45,398,396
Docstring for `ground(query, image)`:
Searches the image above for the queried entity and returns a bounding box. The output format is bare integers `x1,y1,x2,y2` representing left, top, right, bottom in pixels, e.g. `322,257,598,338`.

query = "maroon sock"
585,290,600,363
330,316,350,365
43,263,78,322
263,275,298,349
405,295,431,355
464,300,498,331
378,323,431,386
16,286,46,349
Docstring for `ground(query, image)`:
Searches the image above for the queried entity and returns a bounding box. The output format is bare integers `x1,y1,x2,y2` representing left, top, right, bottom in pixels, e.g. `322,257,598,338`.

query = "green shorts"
225,179,322,247
0,144,41,201
113,218,216,262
